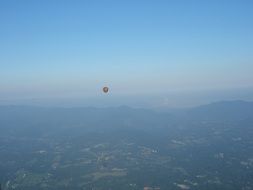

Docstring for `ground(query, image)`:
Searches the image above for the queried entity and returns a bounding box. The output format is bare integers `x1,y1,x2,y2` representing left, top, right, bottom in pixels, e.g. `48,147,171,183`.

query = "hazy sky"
1,0,253,107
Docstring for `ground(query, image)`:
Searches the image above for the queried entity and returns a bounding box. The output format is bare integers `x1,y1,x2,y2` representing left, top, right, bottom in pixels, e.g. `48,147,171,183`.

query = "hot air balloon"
103,86,109,93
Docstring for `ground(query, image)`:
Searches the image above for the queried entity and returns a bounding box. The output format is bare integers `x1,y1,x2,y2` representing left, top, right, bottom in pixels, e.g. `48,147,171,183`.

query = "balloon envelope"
103,87,109,93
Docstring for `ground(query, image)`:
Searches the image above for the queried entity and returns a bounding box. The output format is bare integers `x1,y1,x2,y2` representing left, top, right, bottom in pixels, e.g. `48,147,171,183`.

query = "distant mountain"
185,100,253,122
0,105,171,136
0,100,252,135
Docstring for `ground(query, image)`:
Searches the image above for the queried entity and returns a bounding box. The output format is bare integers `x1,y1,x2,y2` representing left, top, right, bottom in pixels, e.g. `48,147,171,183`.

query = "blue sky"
0,0,253,107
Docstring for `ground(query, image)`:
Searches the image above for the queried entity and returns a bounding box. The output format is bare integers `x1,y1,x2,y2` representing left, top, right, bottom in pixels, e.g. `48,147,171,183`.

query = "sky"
0,0,253,107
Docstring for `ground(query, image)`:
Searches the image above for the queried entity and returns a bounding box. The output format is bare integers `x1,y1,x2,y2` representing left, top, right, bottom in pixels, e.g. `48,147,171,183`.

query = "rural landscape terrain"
0,101,253,190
